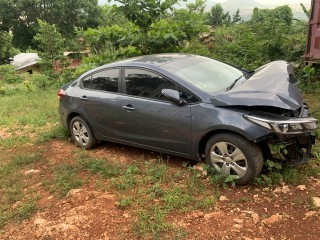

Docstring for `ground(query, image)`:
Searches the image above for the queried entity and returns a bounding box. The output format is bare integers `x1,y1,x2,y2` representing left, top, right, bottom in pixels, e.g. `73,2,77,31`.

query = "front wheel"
70,116,97,150
205,133,263,185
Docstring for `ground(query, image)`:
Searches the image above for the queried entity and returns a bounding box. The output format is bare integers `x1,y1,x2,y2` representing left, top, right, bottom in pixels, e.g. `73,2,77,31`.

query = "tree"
112,0,183,33
251,6,293,26
0,31,14,64
173,0,208,41
33,20,65,76
208,4,231,27
211,5,300,70
0,0,101,51
99,5,128,27
232,9,242,24
300,3,310,18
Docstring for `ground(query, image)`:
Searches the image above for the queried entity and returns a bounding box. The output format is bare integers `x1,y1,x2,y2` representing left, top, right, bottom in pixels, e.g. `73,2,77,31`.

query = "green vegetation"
0,152,42,227
52,163,83,196
1,0,320,236
0,0,318,91
75,154,219,238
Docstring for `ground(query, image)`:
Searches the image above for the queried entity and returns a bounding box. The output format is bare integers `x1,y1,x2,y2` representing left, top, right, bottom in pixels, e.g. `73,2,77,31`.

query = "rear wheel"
70,116,97,150
205,133,263,185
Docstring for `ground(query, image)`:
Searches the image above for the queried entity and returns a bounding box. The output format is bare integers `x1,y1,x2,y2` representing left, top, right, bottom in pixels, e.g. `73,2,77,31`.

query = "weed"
309,196,319,211
16,199,37,221
0,152,43,228
162,187,192,212
265,159,283,171
116,197,133,208
254,172,283,187
282,167,307,186
53,164,83,196
145,161,168,184
133,207,171,240
195,196,216,210
77,155,120,178
0,88,58,126
209,173,238,188
147,183,165,198
112,174,136,190
0,135,30,149
37,124,69,143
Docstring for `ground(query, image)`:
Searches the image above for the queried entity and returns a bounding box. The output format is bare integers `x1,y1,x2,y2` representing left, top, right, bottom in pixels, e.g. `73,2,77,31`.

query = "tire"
205,133,263,185
70,116,97,150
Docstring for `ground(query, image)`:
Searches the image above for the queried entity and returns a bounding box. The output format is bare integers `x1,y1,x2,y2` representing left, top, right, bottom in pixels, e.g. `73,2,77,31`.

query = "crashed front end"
244,109,318,165
213,60,318,165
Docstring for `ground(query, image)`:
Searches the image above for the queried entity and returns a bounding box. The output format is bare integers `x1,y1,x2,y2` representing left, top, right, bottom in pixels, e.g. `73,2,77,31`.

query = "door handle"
122,105,135,111
80,96,88,101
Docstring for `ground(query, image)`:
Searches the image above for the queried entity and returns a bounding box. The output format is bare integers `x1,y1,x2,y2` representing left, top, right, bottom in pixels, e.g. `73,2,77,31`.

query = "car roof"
86,53,196,72
114,53,195,66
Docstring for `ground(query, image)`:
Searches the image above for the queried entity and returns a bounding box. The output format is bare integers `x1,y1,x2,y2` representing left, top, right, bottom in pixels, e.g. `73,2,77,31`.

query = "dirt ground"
1,140,320,240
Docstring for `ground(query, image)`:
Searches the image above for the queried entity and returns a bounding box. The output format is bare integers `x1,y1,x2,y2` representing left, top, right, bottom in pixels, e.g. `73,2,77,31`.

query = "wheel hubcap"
72,121,89,146
209,142,248,179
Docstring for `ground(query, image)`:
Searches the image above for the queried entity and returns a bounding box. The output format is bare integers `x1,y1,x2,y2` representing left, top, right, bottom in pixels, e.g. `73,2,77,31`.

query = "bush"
0,85,6,95
0,65,23,84
28,73,51,90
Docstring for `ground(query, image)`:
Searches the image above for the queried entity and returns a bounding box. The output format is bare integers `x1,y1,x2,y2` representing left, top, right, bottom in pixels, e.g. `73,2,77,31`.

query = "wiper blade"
226,75,243,91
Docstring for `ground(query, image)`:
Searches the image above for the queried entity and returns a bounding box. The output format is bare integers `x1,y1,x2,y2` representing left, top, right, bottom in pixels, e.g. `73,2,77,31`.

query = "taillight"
57,89,67,99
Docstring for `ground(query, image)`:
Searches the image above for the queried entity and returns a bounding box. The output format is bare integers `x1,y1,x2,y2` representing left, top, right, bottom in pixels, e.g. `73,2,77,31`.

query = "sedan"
58,54,318,185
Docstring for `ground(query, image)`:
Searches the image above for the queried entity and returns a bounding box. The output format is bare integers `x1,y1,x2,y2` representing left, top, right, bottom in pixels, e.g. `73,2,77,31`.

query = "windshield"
162,56,245,94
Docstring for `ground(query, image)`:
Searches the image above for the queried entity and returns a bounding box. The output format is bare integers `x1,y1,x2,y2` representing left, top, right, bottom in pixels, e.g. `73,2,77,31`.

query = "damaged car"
58,54,318,185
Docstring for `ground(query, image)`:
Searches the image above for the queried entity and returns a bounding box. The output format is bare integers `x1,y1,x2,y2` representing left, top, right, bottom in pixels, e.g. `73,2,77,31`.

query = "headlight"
244,113,318,134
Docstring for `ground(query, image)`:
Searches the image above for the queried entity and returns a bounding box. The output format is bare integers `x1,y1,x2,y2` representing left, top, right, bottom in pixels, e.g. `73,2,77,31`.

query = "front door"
121,68,192,155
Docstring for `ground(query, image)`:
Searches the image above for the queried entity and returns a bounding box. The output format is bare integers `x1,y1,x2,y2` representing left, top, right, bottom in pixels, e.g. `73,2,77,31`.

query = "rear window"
81,68,119,93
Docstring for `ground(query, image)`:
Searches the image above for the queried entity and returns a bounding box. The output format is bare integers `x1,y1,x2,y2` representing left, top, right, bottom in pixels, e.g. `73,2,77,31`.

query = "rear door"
121,68,193,155
77,68,126,140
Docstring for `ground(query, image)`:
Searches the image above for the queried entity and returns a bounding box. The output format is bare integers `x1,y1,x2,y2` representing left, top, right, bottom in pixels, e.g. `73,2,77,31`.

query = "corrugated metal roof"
11,53,40,70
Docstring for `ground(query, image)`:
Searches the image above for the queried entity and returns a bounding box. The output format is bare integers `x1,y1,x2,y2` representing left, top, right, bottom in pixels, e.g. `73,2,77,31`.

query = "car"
58,53,318,185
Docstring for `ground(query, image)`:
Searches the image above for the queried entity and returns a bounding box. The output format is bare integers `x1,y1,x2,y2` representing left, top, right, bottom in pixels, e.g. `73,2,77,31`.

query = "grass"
0,88,58,127
73,153,219,238
0,87,62,149
133,207,171,240
52,163,83,196
77,153,120,178
0,152,42,227
1,86,320,237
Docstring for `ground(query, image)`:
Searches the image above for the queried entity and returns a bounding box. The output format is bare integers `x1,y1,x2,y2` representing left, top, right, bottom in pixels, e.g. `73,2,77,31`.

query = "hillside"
221,0,263,11
98,0,308,21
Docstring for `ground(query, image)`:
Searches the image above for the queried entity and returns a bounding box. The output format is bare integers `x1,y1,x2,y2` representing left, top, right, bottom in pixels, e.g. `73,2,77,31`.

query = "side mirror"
161,89,187,105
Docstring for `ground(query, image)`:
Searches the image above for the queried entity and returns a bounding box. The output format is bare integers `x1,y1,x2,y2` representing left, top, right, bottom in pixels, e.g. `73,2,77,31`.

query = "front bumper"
268,133,316,165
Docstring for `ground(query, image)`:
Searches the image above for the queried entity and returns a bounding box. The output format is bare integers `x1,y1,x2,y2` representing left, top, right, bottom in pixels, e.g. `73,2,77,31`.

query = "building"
11,53,40,74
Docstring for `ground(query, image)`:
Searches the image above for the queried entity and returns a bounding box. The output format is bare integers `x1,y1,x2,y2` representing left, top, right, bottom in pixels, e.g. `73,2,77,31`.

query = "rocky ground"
1,140,320,240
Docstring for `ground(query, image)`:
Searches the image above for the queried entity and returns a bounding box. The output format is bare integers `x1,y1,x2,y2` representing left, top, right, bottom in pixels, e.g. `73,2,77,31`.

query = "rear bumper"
58,104,68,129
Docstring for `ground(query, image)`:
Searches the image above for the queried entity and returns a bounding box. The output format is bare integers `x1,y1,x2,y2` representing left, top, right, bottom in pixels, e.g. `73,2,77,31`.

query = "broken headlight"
244,113,318,134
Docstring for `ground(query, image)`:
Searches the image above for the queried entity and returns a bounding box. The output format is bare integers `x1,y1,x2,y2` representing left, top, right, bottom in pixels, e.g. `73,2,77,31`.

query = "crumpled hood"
212,61,303,111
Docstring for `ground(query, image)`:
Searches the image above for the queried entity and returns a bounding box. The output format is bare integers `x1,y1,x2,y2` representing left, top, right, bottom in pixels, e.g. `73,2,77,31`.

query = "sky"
213,0,309,4
99,0,311,5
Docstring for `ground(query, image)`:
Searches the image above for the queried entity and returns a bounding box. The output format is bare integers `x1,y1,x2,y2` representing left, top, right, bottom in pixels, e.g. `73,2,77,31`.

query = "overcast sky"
99,0,311,7
214,0,310,5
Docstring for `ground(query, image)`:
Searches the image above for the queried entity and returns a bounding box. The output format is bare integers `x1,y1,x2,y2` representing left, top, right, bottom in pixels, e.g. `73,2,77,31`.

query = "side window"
124,68,176,100
82,76,91,88
178,87,199,104
81,68,119,93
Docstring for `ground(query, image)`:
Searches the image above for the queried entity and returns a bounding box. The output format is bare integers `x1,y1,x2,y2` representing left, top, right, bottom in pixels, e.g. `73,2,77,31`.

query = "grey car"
58,54,318,185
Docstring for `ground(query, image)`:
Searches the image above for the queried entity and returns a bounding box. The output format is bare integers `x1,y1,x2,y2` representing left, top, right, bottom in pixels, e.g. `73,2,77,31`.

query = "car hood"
211,61,303,111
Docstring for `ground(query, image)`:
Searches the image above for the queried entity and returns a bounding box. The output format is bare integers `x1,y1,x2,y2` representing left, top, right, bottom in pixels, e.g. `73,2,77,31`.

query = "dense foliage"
0,0,101,50
0,0,318,93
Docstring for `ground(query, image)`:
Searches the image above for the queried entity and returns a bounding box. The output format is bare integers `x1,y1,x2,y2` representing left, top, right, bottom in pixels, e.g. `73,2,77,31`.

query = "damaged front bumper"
244,112,318,165
268,133,315,165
